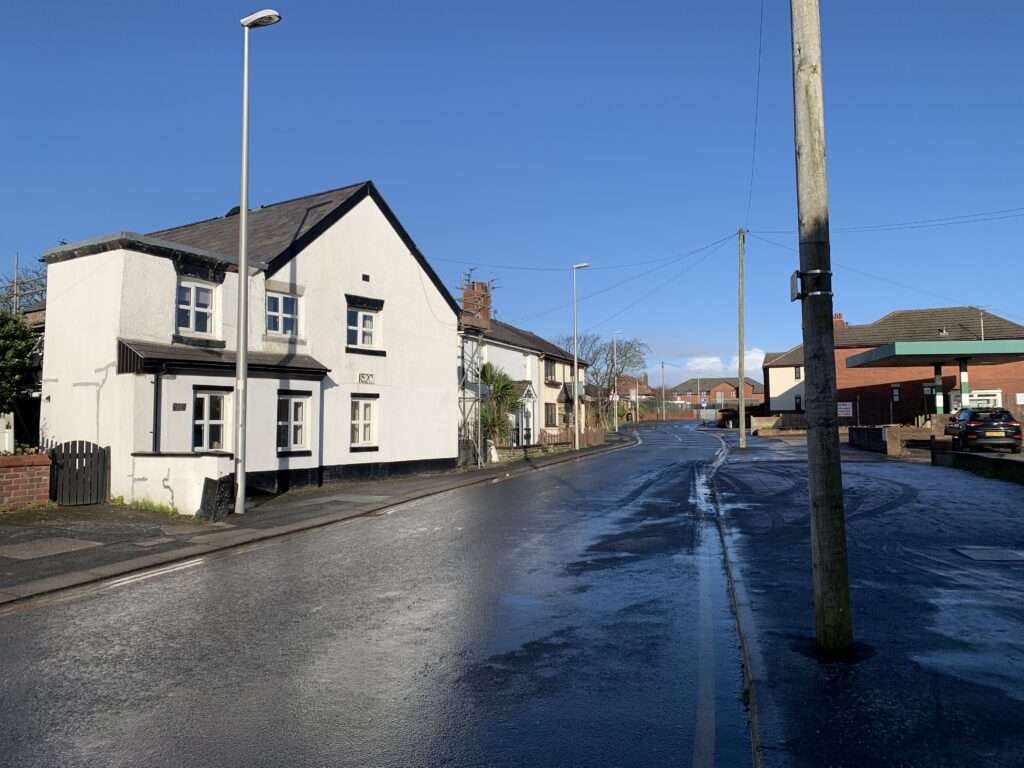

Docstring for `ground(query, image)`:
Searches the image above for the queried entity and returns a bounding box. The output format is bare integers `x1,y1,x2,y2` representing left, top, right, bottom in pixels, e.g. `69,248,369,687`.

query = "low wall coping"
0,453,52,468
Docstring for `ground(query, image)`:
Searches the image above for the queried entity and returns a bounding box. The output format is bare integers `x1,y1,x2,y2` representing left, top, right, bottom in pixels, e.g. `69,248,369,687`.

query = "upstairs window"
177,282,213,335
794,365,802,380
345,294,385,354
544,359,556,381
347,309,376,348
267,293,299,336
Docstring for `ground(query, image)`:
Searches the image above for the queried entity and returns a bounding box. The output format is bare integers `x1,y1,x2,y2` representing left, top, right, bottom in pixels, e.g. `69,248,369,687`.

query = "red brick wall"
0,454,52,510
835,348,1024,422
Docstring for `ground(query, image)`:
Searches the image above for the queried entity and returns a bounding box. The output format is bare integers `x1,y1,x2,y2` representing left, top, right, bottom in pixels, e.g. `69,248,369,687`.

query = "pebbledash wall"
41,192,458,514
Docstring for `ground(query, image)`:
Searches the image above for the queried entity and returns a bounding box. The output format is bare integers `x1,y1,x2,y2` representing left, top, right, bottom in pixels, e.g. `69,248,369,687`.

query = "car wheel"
951,436,961,451
1013,445,1022,455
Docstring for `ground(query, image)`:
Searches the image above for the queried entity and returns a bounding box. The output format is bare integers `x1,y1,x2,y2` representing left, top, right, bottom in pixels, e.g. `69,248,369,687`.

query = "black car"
945,407,1022,453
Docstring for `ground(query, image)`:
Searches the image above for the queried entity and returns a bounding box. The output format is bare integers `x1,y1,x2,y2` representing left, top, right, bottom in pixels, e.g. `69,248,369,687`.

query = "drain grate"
954,547,1024,562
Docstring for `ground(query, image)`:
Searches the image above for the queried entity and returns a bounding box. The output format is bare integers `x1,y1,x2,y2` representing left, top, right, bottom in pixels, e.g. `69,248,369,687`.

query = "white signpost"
837,401,853,418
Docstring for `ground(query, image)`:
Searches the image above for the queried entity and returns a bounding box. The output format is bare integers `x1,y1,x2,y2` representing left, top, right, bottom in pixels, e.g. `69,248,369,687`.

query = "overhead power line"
511,232,736,326
584,235,735,332
432,235,739,274
744,231,1024,325
749,205,1024,235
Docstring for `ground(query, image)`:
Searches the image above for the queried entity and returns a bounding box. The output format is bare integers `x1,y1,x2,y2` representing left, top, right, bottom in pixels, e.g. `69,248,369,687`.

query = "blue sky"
2,2,1022,384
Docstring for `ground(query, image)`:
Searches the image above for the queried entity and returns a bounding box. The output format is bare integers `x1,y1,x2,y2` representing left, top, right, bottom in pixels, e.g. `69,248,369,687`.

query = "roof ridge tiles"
148,181,371,237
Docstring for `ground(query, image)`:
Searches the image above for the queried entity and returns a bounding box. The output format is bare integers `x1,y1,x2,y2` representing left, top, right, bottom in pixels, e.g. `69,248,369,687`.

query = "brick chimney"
460,281,491,331
833,312,848,328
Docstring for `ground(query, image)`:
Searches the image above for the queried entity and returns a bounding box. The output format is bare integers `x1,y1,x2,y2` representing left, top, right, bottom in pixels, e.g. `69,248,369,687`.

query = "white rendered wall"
266,196,458,467
40,250,136,494
129,453,233,514
480,340,541,443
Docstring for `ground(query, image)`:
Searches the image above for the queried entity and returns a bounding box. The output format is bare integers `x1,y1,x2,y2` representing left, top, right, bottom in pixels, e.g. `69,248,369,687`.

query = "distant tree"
555,332,650,430
0,312,35,412
478,362,523,444
0,264,46,315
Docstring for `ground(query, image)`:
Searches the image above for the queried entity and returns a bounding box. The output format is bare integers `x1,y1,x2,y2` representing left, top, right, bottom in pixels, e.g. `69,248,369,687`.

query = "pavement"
713,430,1024,768
0,434,634,606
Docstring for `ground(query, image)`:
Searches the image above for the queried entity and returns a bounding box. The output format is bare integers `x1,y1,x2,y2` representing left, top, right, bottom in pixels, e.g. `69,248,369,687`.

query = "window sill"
131,451,234,458
345,347,386,357
263,334,307,346
350,445,379,453
172,333,226,349
277,449,312,458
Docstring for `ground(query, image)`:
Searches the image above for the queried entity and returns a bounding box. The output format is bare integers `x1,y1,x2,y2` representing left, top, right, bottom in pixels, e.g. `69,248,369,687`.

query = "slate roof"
149,181,460,316
763,348,804,367
762,307,1024,367
45,181,459,316
670,377,764,394
485,319,582,365
833,307,1024,346
514,380,536,399
149,184,365,268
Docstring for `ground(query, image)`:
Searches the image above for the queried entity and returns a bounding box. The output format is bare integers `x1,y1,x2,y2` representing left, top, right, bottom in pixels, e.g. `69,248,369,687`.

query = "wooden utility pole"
661,362,666,421
738,230,746,448
790,0,853,654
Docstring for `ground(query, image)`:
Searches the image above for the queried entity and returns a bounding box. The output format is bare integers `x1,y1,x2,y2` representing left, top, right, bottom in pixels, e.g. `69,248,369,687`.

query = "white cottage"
41,182,460,513
458,281,586,449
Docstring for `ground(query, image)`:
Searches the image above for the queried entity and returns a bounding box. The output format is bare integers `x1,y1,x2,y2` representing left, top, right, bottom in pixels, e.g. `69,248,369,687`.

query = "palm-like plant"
478,362,523,444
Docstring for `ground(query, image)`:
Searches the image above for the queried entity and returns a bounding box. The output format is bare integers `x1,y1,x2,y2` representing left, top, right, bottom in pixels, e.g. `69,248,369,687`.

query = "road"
0,423,751,768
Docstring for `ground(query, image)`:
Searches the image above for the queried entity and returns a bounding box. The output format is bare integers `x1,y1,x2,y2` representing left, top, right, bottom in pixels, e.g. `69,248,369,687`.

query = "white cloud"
677,347,767,379
685,356,727,375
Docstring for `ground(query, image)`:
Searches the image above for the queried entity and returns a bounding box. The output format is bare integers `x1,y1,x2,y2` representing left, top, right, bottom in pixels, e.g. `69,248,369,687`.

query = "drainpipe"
152,365,167,453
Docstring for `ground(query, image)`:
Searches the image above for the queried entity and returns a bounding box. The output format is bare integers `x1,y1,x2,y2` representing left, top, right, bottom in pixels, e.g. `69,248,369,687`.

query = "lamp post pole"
235,9,281,517
612,331,622,433
572,263,588,450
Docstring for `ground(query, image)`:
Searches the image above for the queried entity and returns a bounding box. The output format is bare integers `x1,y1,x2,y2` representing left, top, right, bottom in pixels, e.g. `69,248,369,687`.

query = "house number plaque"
359,373,374,384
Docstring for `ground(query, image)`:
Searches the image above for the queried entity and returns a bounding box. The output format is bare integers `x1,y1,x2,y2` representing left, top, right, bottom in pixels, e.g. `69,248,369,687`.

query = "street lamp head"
241,9,282,27
572,262,589,270
612,330,622,336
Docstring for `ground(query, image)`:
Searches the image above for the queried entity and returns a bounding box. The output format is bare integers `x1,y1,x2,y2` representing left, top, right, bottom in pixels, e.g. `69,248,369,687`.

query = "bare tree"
555,333,650,429
0,263,47,315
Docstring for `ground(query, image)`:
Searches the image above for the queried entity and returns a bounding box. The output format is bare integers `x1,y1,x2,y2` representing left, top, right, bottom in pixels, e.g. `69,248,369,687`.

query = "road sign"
837,401,853,417
700,398,707,407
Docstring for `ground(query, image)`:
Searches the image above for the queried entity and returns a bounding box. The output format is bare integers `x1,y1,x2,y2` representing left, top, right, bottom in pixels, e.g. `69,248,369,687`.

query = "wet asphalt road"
0,423,750,768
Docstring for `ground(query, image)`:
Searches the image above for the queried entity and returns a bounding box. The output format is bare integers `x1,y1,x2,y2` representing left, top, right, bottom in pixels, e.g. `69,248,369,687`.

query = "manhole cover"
954,547,1024,562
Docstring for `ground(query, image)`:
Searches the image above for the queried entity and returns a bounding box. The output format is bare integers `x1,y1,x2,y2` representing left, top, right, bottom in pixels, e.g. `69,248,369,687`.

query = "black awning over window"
117,339,330,381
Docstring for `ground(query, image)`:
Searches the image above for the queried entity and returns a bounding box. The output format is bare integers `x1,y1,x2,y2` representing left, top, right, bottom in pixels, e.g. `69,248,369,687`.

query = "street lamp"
612,331,622,432
235,8,282,516
572,262,588,450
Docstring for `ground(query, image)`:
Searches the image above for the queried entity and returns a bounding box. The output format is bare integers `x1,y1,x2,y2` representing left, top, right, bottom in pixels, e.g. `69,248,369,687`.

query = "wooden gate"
50,441,110,506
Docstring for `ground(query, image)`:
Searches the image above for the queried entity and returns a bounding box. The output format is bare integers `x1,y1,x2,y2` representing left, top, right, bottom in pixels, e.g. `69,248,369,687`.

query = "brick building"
763,307,1024,424
668,377,764,407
